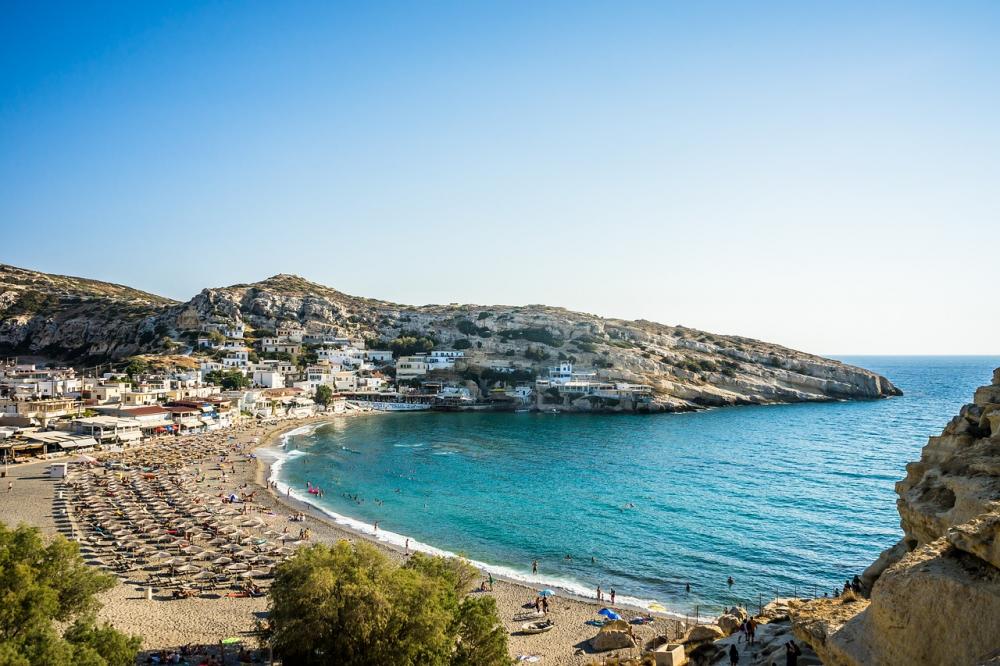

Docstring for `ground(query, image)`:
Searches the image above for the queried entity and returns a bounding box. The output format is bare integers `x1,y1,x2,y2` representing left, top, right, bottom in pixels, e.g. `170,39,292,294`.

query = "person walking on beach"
596,585,602,601
373,521,378,534
728,643,739,666
405,538,409,554
488,572,494,591
532,560,538,574
610,588,616,604
6,481,11,494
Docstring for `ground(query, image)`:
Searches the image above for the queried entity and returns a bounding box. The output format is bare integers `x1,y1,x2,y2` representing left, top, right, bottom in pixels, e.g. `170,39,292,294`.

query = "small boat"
520,619,554,635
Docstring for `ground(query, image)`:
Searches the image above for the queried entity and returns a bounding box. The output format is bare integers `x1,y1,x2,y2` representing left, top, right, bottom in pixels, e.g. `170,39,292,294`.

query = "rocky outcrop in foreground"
0,264,901,410
788,368,1000,665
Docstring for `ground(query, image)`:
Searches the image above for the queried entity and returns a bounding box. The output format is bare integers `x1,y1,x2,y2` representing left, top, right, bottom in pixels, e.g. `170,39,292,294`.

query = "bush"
124,358,148,378
453,339,472,350
524,346,550,362
205,370,250,390
389,334,436,358
265,542,508,666
0,523,141,665
456,319,492,338
497,328,563,347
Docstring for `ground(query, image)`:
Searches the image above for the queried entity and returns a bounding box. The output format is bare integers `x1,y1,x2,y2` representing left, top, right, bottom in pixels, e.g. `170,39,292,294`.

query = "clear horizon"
2,2,998,356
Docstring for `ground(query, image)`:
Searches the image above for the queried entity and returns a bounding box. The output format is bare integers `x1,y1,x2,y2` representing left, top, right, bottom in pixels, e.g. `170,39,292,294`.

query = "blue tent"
598,608,621,620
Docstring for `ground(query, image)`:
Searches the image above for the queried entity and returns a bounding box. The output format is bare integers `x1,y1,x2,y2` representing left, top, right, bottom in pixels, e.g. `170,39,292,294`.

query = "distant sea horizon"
268,355,999,616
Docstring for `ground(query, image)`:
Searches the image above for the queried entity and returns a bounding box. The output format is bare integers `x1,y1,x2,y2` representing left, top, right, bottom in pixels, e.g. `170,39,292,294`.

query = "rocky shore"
782,367,1000,665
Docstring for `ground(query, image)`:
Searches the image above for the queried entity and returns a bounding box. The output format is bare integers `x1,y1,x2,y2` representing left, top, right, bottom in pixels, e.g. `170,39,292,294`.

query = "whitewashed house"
426,350,464,371
396,356,429,381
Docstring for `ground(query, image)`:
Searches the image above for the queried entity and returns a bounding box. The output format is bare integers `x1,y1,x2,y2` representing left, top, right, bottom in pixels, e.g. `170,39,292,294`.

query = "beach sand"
0,415,688,665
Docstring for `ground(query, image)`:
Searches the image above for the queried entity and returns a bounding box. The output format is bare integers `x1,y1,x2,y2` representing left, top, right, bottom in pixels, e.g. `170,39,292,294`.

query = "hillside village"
0,322,655,461
0,263,903,462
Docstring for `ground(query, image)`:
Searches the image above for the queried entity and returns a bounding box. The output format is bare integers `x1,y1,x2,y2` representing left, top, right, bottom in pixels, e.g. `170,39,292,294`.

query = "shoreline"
251,416,695,623
0,415,688,664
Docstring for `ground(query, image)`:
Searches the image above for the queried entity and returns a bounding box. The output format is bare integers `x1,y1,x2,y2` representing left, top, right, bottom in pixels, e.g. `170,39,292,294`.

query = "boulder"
589,624,636,652
716,613,743,635
681,624,725,644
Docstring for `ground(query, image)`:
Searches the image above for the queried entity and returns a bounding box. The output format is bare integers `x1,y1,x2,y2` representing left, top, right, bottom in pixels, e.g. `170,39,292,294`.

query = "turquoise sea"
268,357,999,616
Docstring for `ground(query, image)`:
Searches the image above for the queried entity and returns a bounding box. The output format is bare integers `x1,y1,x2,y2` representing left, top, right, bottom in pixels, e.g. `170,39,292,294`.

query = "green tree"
0,523,141,666
123,358,148,378
451,596,509,666
208,329,225,345
389,336,435,358
314,385,334,407
265,542,508,666
205,370,250,391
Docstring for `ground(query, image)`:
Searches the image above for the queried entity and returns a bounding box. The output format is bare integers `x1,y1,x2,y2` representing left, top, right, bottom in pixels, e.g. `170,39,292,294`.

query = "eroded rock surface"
790,368,1000,665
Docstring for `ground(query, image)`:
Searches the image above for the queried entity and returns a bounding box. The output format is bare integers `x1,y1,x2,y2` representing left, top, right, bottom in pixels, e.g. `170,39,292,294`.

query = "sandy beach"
0,415,688,665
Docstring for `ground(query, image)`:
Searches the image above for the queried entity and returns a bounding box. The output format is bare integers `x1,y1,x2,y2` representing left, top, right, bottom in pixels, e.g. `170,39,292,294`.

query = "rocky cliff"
788,368,1000,665
0,264,901,410
0,264,176,361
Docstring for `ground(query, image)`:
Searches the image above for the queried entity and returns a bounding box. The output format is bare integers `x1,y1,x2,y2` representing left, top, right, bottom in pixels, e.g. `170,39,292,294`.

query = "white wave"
393,443,425,448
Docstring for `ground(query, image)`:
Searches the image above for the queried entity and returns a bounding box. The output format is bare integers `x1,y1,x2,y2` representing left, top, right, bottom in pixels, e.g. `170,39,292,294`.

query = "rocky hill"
0,264,176,360
787,368,1000,664
0,264,900,409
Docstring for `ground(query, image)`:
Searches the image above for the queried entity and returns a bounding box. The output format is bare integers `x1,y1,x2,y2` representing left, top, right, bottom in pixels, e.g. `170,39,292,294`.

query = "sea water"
268,357,999,616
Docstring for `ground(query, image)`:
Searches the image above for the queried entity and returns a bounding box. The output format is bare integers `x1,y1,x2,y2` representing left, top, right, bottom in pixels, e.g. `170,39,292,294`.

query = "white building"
426,350,464,371
545,362,597,385
223,324,245,339
364,350,394,363
303,333,353,347
357,376,387,391
222,347,251,371
396,356,429,381
276,326,305,342
253,370,285,389
72,416,143,445
317,347,365,368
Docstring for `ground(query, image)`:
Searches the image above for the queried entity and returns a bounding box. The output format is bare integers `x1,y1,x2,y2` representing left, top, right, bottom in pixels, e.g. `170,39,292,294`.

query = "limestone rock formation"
589,620,637,651
0,264,902,412
681,624,726,643
790,368,1000,665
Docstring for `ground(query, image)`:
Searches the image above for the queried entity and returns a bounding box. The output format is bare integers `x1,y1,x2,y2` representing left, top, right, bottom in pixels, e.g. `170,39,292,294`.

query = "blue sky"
2,2,998,355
